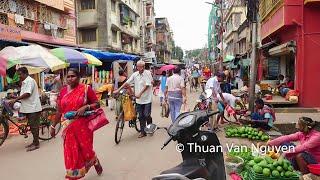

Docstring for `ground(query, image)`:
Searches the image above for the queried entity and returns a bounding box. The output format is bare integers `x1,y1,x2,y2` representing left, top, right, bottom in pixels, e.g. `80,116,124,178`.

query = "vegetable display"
225,126,270,141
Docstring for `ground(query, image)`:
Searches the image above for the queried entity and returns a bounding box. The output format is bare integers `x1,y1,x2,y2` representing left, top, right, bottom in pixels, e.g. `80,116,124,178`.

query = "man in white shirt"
114,60,153,138
217,93,243,124
9,67,42,152
205,72,226,129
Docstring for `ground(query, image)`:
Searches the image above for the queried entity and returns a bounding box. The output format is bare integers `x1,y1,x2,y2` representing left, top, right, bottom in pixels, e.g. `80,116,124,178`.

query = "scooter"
145,108,226,179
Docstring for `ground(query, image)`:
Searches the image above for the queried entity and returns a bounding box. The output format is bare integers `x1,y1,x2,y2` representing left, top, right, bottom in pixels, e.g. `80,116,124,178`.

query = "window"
267,58,280,80
234,13,241,28
112,30,118,43
80,0,95,10
111,0,116,12
81,28,96,42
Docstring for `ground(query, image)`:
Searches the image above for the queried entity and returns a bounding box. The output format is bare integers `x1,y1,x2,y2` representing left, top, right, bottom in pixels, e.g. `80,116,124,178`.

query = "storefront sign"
0,24,22,41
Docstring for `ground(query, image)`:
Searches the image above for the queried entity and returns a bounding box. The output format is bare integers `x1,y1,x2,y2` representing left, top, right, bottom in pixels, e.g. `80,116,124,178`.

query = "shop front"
258,0,320,107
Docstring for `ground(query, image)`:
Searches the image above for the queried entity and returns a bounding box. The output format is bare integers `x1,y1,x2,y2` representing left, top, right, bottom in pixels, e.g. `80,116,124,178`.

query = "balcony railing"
259,0,284,22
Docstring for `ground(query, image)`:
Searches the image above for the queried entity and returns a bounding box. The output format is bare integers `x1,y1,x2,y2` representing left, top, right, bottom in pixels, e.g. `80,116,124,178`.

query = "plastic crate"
248,167,300,180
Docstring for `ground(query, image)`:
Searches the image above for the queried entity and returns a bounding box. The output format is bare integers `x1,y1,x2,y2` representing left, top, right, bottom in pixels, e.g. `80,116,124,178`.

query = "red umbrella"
159,64,176,71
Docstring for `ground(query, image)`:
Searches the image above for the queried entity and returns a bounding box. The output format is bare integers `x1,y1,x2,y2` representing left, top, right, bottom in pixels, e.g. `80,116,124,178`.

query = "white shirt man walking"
9,67,42,152
114,60,153,138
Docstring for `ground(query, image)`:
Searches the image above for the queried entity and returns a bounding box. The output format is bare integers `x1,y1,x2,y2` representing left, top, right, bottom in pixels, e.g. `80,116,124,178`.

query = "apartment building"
155,17,173,64
76,0,142,55
141,0,156,63
0,0,76,47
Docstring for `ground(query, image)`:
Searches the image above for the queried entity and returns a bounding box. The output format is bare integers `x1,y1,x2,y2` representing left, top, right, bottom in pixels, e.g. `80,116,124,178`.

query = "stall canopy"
83,50,140,62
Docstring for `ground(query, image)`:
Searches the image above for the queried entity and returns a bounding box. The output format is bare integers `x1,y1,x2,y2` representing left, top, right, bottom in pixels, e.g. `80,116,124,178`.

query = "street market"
0,0,320,180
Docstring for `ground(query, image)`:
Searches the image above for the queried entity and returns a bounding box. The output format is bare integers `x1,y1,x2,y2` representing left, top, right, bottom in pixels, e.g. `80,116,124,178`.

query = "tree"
172,46,184,60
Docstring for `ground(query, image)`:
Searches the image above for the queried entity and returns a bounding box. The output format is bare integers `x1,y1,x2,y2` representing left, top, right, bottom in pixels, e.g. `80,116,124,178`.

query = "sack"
123,96,136,121
285,90,300,100
87,108,109,132
161,101,170,118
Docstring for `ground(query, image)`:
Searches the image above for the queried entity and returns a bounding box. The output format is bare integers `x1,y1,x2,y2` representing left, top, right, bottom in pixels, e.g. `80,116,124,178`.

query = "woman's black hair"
119,69,124,76
174,67,181,74
161,71,166,76
255,98,264,106
67,68,81,77
300,117,316,129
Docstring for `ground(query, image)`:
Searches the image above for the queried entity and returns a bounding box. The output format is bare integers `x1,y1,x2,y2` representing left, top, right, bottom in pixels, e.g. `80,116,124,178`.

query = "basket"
225,156,244,174
248,167,300,180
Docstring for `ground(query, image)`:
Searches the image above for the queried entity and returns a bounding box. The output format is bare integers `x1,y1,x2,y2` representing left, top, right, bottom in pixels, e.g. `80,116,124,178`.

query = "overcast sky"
154,0,212,51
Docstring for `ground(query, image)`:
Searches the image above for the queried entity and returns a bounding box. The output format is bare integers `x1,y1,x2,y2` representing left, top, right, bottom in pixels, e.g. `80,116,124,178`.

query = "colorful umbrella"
50,47,88,64
82,53,102,66
0,45,67,72
159,64,176,71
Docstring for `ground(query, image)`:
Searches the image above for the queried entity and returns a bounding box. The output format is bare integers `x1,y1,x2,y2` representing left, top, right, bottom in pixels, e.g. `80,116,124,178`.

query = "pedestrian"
50,68,103,179
205,72,227,129
113,60,153,138
51,70,63,93
159,71,167,106
114,69,128,118
165,67,186,123
8,67,42,152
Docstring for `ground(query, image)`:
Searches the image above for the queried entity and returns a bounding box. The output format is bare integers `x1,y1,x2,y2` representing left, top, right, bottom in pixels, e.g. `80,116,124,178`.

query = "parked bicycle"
114,89,140,144
0,97,61,146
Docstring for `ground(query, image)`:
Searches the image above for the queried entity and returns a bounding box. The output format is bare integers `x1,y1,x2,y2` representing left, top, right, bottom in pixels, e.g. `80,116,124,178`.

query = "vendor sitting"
250,98,275,130
267,117,320,174
279,76,294,97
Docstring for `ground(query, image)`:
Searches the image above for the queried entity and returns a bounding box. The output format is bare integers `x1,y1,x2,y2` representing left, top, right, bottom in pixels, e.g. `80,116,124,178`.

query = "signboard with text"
0,24,22,41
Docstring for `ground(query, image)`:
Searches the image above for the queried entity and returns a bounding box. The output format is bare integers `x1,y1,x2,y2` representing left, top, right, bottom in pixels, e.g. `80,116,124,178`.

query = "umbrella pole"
92,66,95,89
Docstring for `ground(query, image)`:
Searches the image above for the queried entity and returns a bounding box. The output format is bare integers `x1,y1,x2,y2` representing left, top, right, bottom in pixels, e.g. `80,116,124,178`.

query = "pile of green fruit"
248,156,300,178
228,147,253,179
225,126,270,141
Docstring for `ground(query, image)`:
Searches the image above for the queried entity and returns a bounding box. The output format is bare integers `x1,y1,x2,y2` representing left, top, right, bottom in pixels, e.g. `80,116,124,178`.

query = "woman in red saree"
50,68,103,179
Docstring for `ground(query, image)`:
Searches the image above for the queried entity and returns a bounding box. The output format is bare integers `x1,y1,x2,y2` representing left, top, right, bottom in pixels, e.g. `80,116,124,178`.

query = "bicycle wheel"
134,118,141,132
38,106,61,140
0,119,9,146
115,113,125,144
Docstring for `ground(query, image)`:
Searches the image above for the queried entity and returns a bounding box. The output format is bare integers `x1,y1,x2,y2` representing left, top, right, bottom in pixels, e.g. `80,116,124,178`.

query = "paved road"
0,90,201,180
1,89,319,180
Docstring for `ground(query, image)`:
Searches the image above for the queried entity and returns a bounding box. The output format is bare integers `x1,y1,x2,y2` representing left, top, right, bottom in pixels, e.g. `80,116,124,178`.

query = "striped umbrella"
50,47,88,64
82,53,102,66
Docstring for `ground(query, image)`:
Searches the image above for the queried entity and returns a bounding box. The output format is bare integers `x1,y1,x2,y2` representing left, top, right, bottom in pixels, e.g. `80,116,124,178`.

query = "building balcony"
259,0,284,22
77,10,98,28
259,0,302,40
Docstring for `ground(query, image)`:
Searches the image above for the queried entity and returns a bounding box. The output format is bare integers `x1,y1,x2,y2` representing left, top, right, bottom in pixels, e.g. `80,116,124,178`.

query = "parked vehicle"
145,109,226,180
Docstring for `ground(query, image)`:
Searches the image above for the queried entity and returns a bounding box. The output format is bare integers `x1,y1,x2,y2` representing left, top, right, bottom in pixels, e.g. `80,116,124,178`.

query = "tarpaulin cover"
83,50,140,62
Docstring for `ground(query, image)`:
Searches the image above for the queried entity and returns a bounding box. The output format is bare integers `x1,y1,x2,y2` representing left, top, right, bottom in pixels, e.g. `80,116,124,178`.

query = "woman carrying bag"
165,67,187,123
50,68,106,180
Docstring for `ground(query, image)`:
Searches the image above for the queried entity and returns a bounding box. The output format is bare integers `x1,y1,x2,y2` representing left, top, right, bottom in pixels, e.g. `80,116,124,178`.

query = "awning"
83,50,140,62
268,41,296,56
241,58,251,67
305,0,320,4
223,55,234,62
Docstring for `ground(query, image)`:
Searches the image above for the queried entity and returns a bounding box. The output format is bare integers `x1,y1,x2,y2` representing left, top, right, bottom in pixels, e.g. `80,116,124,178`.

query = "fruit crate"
248,168,300,180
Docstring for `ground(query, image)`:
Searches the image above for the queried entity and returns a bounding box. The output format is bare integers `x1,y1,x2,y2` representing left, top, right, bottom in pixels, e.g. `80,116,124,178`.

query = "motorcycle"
145,108,226,180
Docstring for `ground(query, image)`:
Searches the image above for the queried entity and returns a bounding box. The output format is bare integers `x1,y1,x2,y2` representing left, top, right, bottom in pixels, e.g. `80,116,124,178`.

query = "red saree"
58,84,98,179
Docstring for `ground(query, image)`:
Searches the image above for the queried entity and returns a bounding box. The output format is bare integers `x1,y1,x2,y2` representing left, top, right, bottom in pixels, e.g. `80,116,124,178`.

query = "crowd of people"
5,60,320,179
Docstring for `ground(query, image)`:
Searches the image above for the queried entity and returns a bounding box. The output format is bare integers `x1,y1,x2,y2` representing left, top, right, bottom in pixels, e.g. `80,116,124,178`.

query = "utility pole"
248,0,259,111
219,0,224,71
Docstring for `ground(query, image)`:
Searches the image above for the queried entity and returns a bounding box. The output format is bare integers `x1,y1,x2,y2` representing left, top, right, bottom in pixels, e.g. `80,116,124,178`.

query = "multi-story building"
155,17,173,64
258,0,320,107
223,0,247,61
141,0,156,63
75,0,142,55
0,0,76,47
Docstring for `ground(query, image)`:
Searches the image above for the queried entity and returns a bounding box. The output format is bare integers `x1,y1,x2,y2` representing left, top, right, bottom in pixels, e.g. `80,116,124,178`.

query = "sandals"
138,133,147,138
94,159,103,176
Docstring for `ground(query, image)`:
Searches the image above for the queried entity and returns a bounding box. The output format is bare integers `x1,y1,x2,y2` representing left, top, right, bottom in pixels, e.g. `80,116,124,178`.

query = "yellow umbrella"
82,53,102,66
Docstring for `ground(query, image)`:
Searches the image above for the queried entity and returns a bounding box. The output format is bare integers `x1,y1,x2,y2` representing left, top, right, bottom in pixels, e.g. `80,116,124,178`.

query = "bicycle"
0,98,62,146
114,89,140,144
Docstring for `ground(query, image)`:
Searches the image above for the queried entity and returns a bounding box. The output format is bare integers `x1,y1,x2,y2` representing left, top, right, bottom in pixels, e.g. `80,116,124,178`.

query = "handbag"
161,101,170,118
87,108,109,132
84,85,109,131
